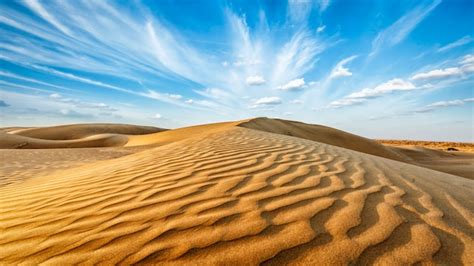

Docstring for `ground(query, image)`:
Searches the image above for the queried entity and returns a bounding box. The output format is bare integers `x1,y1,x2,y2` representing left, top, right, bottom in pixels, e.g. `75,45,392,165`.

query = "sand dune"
6,123,164,140
391,146,474,180
0,131,128,149
125,120,240,147
239,117,407,161
1,121,473,264
0,123,164,149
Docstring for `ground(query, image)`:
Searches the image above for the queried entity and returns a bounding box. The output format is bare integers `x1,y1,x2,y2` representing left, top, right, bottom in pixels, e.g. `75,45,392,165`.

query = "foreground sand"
1,119,473,264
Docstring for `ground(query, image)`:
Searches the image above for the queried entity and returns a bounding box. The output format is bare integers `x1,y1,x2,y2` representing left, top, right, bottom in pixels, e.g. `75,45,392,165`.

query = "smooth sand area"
0,118,473,264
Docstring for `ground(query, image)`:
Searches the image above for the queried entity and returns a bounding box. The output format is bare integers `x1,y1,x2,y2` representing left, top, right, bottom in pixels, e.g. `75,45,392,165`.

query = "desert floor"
1,118,473,265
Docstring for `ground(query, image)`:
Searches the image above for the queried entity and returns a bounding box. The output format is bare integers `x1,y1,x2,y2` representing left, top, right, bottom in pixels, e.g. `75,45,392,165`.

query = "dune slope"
7,123,165,140
0,131,128,149
1,126,472,265
238,117,407,162
391,146,474,180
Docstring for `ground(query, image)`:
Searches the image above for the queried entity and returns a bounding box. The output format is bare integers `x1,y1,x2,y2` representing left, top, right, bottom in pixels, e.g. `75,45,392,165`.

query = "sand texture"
0,119,473,265
0,123,164,149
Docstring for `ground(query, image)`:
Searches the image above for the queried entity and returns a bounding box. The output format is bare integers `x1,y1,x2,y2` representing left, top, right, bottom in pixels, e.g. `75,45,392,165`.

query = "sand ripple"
0,127,473,265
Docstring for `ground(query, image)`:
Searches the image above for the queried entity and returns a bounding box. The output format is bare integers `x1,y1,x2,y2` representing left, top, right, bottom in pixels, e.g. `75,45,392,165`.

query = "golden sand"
0,119,473,264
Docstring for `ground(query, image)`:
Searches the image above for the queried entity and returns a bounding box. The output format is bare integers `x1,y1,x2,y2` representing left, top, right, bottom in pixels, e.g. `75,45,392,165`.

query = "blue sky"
0,0,473,141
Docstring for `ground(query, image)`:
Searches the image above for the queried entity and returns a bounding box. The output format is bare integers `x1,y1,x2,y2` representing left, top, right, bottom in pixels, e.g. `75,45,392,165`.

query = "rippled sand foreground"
1,120,473,265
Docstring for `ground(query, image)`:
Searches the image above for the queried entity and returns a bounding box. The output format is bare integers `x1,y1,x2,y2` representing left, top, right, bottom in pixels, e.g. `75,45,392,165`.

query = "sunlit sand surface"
1,118,473,264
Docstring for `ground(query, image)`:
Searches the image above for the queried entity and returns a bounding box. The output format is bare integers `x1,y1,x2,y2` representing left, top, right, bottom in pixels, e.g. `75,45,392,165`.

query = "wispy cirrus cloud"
416,97,474,113
23,0,72,35
1,0,333,120
437,36,473,53
0,70,78,92
371,0,442,56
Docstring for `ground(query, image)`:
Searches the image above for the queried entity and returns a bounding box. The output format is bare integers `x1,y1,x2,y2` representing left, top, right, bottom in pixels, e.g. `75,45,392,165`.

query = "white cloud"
460,54,474,65
278,78,306,91
142,90,182,104
2,1,333,122
328,78,416,108
47,93,118,112
32,65,136,94
0,80,54,94
437,36,472,53
154,113,162,119
428,100,465,108
416,98,474,113
411,67,463,81
246,75,266,86
348,79,416,98
328,98,367,108
185,99,194,104
411,59,474,81
254,96,282,106
317,25,326,33
371,0,441,56
272,30,326,85
23,0,71,35
0,71,77,92
329,56,357,79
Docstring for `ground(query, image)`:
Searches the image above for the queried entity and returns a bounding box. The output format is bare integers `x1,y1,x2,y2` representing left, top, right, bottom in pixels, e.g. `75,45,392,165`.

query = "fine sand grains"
0,127,473,265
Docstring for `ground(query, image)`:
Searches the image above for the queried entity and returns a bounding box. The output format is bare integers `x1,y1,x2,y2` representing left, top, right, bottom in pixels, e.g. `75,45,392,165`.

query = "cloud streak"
437,36,472,53
371,0,442,55
328,79,416,108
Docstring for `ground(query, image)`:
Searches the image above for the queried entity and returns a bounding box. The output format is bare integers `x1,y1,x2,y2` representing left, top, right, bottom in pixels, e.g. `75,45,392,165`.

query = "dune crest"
1,125,472,264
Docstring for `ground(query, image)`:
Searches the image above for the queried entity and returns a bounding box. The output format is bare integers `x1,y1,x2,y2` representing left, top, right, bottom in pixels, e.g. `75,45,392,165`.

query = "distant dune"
239,118,406,161
0,123,164,149
0,118,473,264
378,139,474,152
6,123,165,140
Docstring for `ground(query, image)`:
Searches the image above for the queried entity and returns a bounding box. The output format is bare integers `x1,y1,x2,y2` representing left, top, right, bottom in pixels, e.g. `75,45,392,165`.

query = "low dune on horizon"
1,117,473,264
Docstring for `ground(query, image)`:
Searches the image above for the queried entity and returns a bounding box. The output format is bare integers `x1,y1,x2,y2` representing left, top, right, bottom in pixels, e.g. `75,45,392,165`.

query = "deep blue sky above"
0,0,473,141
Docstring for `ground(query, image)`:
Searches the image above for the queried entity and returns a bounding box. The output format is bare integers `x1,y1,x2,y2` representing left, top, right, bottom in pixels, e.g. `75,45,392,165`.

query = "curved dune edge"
0,123,164,149
124,120,242,147
0,131,128,149
7,123,165,140
1,127,473,264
